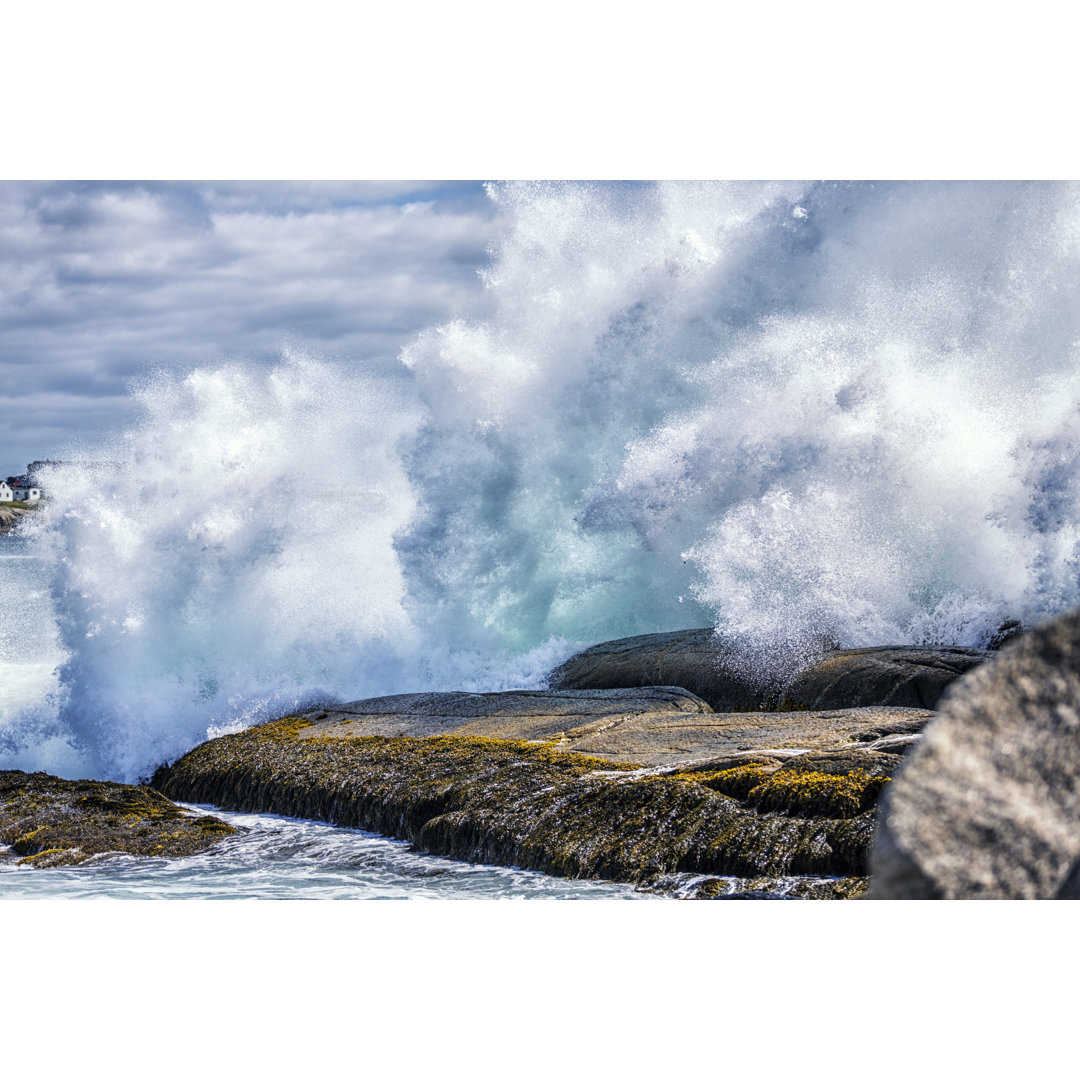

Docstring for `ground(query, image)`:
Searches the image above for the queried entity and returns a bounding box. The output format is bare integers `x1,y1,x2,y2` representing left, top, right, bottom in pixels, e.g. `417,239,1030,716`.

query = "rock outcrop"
546,629,762,710
292,686,932,767
0,770,237,867
152,689,936,895
870,606,1080,899
780,646,989,710
546,628,990,711
0,505,32,534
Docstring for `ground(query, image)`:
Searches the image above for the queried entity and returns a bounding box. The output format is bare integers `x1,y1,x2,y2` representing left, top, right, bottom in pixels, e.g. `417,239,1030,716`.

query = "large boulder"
546,629,760,708
780,646,990,710
870,606,1080,899
547,629,990,711
153,697,923,892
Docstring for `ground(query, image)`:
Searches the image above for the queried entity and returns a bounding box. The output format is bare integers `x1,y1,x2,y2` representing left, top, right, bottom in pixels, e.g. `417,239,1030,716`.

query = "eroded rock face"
153,718,878,884
152,690,934,892
0,770,237,867
546,629,990,711
0,505,31,534
870,606,1080,899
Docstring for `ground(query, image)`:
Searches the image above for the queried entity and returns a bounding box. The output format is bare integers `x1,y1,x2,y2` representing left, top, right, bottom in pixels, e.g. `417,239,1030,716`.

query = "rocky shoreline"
0,503,36,534
148,695,933,896
11,615,1080,899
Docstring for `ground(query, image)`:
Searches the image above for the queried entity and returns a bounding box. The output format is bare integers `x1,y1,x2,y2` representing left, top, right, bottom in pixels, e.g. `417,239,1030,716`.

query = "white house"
0,481,40,502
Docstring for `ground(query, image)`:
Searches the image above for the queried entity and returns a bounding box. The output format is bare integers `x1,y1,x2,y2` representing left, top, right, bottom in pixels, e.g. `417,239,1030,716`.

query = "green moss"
694,875,869,899
15,847,88,868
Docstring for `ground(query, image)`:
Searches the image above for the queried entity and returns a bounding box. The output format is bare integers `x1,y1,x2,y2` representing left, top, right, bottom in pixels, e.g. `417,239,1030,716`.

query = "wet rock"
694,876,869,899
0,770,237,867
870,606,1080,899
719,890,795,899
0,505,32,534
988,619,1025,649
547,629,989,710
780,646,991,710
153,701,916,889
547,629,764,709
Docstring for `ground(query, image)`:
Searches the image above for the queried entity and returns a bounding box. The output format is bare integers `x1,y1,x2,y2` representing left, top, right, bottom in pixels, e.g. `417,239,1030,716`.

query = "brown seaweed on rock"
0,770,237,867
152,717,888,886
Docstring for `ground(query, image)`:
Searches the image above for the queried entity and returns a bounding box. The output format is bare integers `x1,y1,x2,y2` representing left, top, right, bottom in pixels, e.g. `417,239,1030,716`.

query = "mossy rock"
695,876,869,899
745,768,890,819
0,770,238,867
152,717,895,887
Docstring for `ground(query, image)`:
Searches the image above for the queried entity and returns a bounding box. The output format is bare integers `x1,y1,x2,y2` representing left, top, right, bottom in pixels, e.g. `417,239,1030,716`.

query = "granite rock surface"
153,688,936,894
870,606,1080,899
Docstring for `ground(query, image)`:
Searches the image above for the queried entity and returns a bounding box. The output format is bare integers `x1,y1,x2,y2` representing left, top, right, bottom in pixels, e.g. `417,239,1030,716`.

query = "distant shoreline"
0,502,39,534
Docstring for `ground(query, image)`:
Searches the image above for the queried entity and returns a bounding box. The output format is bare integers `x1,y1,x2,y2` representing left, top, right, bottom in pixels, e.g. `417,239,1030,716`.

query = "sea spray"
24,358,424,780
6,180,1080,780
402,180,1080,674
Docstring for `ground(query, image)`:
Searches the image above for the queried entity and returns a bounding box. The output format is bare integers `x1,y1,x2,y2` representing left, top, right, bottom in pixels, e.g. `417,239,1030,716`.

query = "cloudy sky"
0,181,498,478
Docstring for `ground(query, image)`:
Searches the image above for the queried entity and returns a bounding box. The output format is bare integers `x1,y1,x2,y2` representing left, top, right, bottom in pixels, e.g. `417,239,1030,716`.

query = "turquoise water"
0,535,654,898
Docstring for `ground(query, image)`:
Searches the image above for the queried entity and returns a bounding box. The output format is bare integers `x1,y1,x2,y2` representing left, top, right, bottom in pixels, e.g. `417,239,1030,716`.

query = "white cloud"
0,181,497,475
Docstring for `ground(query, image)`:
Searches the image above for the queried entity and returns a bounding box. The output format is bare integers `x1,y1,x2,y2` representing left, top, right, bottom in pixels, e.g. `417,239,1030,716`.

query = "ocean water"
3,180,1080,894
0,802,651,899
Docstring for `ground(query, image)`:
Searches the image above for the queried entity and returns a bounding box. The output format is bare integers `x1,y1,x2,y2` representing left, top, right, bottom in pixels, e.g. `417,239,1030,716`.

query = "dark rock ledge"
0,770,237,868
547,628,991,711
151,690,935,897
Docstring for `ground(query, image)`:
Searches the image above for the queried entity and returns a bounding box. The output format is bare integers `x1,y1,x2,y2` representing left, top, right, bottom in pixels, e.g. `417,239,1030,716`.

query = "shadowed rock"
780,646,990,710
546,629,763,709
870,606,1080,899
546,629,990,710
0,770,237,868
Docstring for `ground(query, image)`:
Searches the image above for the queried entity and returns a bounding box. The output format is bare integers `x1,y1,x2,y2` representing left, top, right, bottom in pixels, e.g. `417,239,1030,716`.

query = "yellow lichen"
746,768,890,819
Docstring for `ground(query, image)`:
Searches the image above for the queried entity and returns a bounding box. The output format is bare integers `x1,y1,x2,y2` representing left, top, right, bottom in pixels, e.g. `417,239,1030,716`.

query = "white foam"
7,181,1080,779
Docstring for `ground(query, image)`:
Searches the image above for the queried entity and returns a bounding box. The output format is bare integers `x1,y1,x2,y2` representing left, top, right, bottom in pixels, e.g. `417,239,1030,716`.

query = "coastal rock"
294,687,933,767
0,770,237,867
153,718,877,883
546,629,762,710
869,606,1080,899
547,629,990,711
152,689,933,891
0,505,32,534
779,646,990,710
693,876,869,900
